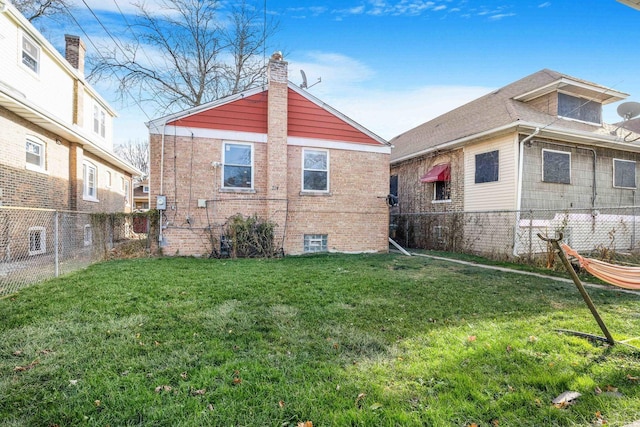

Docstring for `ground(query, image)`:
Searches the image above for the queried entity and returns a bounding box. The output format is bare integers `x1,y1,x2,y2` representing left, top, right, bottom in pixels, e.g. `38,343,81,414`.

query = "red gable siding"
167,88,381,146
287,89,379,145
168,92,268,133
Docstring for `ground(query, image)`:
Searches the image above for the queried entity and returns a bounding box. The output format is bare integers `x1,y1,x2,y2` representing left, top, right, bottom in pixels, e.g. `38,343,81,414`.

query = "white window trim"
28,226,46,256
105,171,112,188
222,141,254,190
83,161,99,202
613,158,637,189
542,148,571,184
557,91,602,125
432,180,451,202
93,104,106,138
25,137,46,173
301,148,330,193
20,32,40,75
143,185,150,193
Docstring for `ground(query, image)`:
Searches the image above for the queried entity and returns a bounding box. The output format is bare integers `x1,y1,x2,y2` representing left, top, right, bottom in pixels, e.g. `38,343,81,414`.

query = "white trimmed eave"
391,121,640,165
513,78,628,105
0,85,142,176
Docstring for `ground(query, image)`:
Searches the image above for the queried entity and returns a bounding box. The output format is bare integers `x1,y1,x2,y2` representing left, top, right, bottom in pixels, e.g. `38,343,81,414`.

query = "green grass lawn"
2,253,640,426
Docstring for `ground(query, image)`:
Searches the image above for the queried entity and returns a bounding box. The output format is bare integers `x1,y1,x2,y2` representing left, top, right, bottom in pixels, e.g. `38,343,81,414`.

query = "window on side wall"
542,149,571,184
83,161,98,201
21,33,39,74
558,92,602,124
222,142,253,189
302,149,329,192
25,138,45,172
105,171,112,188
614,159,636,189
434,181,450,201
304,234,327,253
28,226,46,255
474,150,499,184
93,105,106,138
124,180,130,205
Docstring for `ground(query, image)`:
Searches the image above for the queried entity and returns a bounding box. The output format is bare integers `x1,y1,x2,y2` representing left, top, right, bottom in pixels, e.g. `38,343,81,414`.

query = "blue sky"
41,0,640,145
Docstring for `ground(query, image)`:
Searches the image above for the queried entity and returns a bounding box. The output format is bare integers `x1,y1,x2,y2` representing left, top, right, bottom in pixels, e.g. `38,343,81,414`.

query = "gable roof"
147,83,389,147
391,69,630,163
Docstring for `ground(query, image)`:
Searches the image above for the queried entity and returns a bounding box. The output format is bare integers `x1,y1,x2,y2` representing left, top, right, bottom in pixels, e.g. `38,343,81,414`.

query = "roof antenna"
611,101,640,141
300,69,321,89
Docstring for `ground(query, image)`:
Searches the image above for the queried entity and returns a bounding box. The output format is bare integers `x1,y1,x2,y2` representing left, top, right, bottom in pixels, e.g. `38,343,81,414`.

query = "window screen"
614,159,636,188
475,150,499,183
542,150,571,184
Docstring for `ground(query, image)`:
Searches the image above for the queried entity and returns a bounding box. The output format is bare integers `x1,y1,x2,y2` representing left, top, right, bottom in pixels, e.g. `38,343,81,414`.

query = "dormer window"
558,93,601,124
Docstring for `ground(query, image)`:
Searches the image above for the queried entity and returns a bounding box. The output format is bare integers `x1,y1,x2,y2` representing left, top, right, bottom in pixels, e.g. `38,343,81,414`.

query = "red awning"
420,164,450,183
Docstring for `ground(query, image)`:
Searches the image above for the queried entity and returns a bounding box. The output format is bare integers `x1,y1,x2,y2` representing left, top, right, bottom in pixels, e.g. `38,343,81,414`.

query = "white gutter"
513,127,540,257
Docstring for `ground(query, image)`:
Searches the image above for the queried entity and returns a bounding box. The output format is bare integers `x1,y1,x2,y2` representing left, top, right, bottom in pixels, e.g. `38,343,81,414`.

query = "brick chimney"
65,35,85,75
64,35,85,126
267,51,289,248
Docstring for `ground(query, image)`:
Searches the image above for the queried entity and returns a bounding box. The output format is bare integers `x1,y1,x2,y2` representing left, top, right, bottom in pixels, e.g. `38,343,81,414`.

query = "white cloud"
538,2,552,8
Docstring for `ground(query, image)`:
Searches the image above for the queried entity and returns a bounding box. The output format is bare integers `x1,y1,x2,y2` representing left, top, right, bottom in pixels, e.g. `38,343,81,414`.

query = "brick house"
0,3,141,258
391,69,640,255
147,53,391,256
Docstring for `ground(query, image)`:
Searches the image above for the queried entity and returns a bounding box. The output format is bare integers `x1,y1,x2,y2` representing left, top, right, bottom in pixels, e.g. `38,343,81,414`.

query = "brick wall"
149,133,390,256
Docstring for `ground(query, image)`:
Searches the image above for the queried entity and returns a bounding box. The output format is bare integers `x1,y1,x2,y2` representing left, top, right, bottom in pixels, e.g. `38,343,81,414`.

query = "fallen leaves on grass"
278,400,285,408
628,374,640,382
191,389,206,396
467,336,477,342
552,391,581,409
154,385,172,393
593,411,607,425
355,393,366,408
297,422,313,427
14,359,39,372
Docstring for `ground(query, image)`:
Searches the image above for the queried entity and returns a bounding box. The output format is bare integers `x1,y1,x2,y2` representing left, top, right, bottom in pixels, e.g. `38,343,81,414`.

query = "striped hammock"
562,244,640,290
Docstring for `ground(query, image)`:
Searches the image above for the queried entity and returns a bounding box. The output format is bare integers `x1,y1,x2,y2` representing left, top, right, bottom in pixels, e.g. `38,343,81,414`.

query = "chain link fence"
391,206,640,265
0,207,154,297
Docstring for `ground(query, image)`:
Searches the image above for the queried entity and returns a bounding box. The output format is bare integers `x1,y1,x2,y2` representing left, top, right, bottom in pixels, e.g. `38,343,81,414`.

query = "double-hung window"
93,105,106,138
83,161,97,201
223,142,253,189
21,33,39,74
25,138,45,172
302,149,329,192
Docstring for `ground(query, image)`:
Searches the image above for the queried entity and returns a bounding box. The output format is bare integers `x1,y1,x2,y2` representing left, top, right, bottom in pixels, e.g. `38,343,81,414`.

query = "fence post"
54,210,59,277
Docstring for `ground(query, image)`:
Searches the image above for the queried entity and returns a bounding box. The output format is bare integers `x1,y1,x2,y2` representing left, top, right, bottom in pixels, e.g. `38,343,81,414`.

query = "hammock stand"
538,233,620,345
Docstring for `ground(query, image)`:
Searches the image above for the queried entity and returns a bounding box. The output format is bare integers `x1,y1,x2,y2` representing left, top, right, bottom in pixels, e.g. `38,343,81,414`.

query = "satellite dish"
300,70,308,89
617,101,640,121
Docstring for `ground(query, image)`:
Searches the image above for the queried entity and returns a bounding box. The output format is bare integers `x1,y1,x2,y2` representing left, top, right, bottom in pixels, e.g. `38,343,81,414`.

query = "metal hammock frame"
537,233,640,347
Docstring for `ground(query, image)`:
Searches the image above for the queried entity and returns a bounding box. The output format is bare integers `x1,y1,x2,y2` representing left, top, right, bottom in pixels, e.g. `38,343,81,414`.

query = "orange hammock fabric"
562,244,640,290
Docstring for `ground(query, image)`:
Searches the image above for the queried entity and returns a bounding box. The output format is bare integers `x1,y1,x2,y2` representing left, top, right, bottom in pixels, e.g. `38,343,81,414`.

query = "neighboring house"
147,52,391,256
391,69,640,255
133,179,150,211
0,3,141,258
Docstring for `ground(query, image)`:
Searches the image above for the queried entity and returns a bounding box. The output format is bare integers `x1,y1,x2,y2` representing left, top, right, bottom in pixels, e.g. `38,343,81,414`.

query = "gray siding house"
391,69,640,256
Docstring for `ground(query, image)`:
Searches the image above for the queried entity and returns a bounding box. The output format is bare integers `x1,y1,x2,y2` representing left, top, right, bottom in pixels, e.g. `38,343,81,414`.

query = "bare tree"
115,139,149,177
89,0,278,114
12,0,72,22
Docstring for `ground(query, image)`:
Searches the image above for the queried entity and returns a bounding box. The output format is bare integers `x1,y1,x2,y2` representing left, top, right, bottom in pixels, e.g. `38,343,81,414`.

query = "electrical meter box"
156,195,167,210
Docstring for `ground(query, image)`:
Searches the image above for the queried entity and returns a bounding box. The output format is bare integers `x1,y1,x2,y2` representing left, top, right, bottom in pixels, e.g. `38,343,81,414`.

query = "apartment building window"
93,105,106,138
83,161,97,200
302,149,329,192
25,138,45,171
28,226,46,255
542,149,571,184
223,142,253,189
558,92,602,124
304,234,327,253
143,185,150,193
614,159,636,189
21,33,39,73
434,181,451,201
474,150,499,183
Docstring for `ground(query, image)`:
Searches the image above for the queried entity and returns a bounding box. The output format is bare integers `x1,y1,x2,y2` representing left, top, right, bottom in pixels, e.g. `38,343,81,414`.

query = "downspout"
514,127,540,257
159,121,168,244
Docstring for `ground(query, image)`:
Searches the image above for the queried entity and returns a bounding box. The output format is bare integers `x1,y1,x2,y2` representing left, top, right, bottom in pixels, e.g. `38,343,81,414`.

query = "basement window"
28,226,46,255
613,159,636,189
304,234,327,253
